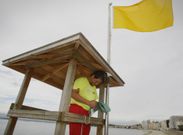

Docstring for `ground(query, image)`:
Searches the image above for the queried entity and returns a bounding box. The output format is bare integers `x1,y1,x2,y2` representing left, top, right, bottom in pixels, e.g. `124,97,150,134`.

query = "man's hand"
72,89,97,109
88,100,97,109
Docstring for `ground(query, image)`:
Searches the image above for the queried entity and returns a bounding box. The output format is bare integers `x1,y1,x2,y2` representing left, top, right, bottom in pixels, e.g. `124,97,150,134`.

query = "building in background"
169,116,183,130
160,120,169,130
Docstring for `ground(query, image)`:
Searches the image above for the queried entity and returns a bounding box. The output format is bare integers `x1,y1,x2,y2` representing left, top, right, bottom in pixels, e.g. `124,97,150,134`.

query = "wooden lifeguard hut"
3,33,125,135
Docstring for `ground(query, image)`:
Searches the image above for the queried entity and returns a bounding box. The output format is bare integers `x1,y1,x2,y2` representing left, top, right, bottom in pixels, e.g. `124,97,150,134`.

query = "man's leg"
69,104,90,135
69,122,82,135
82,124,91,135
69,104,82,135
80,107,90,135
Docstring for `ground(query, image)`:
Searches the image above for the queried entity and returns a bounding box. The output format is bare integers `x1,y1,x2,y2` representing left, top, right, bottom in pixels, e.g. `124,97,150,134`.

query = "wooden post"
97,85,105,135
54,59,77,135
4,70,31,135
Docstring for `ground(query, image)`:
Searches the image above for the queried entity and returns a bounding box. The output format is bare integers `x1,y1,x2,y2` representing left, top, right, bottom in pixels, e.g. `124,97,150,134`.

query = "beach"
143,130,183,135
1,119,182,135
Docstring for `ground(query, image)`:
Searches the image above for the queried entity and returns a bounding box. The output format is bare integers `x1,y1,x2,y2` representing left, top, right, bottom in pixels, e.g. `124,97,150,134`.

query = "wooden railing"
8,103,104,126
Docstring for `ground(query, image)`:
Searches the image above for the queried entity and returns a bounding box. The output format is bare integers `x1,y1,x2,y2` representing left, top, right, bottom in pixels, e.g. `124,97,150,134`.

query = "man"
69,70,107,135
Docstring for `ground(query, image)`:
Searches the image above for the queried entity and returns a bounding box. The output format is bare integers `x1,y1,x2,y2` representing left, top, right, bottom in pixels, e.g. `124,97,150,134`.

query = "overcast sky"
0,0,183,123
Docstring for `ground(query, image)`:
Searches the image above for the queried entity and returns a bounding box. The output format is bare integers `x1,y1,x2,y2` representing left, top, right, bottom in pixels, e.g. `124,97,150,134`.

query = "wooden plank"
7,108,104,126
97,85,105,135
72,42,80,58
41,63,68,81
40,64,67,79
53,47,75,56
32,66,65,82
4,70,31,135
8,109,59,121
30,53,56,59
54,59,77,135
10,103,47,111
10,53,56,66
27,56,71,68
15,71,32,108
78,47,96,62
74,41,80,49
4,118,17,135
58,60,77,111
30,71,64,89
75,65,90,79
74,53,96,71
62,112,104,126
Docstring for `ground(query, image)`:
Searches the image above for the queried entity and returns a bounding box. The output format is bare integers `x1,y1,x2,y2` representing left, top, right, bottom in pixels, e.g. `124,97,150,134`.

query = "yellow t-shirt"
71,77,98,110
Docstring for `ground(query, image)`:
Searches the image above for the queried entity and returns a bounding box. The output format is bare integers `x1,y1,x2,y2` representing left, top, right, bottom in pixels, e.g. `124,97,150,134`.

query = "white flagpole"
105,3,112,135
107,3,112,64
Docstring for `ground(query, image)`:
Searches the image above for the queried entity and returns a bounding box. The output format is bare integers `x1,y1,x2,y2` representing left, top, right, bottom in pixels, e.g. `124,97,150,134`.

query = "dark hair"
91,70,107,83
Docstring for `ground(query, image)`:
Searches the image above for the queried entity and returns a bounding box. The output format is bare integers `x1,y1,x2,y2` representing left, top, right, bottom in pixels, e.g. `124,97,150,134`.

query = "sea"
0,118,146,135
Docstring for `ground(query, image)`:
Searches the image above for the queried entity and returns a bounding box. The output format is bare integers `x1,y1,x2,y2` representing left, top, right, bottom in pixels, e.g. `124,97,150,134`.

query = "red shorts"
69,104,90,135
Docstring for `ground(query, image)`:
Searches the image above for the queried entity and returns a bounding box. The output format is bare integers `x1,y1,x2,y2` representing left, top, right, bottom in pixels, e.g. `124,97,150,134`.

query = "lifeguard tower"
3,33,125,135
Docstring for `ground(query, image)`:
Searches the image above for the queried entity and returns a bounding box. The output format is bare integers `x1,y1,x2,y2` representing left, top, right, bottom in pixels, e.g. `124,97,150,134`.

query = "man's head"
90,70,107,86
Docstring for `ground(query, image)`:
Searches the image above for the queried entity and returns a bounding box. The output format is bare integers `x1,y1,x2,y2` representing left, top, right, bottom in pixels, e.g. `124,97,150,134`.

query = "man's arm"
71,89,97,108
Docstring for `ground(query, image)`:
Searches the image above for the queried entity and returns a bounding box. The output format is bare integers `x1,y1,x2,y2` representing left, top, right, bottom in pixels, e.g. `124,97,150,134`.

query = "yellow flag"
113,0,173,32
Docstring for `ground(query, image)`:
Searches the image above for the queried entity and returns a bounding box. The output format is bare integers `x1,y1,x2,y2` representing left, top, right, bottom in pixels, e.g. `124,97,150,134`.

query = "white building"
142,120,150,129
169,116,183,129
160,120,169,130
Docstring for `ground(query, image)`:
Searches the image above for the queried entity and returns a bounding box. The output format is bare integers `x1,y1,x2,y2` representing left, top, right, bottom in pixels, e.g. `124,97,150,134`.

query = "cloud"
0,95,16,103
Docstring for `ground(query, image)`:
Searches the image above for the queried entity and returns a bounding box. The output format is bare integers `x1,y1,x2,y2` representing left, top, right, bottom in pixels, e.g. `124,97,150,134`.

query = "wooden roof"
2,33,125,89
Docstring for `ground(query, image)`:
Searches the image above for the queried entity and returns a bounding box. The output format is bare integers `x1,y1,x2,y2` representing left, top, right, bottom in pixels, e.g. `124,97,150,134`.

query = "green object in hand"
94,101,111,113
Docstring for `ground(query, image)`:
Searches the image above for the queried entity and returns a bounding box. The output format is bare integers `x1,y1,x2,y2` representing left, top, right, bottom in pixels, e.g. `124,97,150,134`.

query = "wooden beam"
72,41,80,57
74,42,80,50
7,109,104,126
62,112,104,126
97,85,105,135
41,63,68,81
4,70,31,135
8,109,59,121
30,70,64,90
76,63,91,77
58,60,77,111
10,103,47,111
54,59,77,135
15,71,32,108
52,46,75,56
40,64,67,80
27,57,70,68
75,54,96,71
